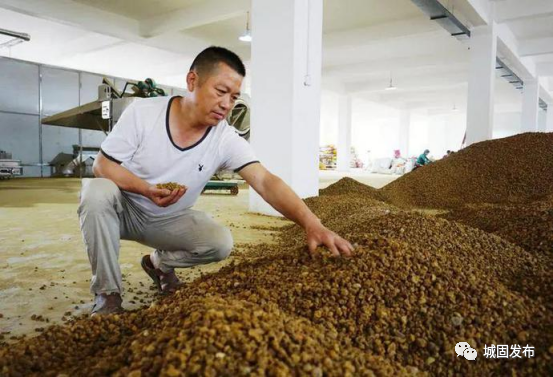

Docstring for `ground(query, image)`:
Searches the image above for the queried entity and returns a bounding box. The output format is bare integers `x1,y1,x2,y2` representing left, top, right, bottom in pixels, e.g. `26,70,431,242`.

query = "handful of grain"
156,182,186,191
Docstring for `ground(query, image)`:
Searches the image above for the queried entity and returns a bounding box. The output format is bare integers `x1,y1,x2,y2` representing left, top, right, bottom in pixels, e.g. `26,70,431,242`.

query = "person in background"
391,149,407,174
416,149,431,167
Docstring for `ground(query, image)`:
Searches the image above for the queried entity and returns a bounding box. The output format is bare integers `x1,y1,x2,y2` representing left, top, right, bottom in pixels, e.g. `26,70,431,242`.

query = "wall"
0,56,185,177
351,99,401,163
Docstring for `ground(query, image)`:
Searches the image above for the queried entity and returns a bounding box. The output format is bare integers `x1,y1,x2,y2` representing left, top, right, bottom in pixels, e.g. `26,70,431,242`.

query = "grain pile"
2,195,552,376
2,133,553,376
441,197,553,256
382,133,553,209
0,296,407,377
320,177,384,201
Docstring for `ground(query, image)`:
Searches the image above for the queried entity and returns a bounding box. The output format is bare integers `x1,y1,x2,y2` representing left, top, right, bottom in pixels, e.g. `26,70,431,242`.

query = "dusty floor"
0,172,397,342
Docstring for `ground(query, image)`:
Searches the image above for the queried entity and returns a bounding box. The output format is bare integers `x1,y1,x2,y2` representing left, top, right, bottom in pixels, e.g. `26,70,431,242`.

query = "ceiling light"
239,12,252,43
239,30,252,42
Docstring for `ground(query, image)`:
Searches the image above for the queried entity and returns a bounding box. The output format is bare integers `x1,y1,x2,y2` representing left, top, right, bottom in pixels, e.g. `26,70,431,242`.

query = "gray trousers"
78,178,233,295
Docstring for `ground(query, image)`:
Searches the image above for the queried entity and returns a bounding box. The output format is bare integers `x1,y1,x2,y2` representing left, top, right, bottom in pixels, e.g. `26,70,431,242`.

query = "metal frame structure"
0,56,186,178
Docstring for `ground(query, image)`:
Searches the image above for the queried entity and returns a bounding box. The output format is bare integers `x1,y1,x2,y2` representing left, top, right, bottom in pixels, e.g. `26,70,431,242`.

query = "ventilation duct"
495,58,524,90
496,59,548,110
539,99,548,111
0,28,30,41
412,0,546,108
0,28,30,49
411,0,470,40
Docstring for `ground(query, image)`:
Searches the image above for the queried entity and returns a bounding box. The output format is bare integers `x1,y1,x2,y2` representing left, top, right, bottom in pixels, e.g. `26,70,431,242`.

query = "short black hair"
190,46,246,79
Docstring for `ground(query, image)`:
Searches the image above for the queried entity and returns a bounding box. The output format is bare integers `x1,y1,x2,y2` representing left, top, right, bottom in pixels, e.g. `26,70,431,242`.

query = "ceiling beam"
359,84,467,102
519,37,553,57
536,62,553,77
496,23,536,80
457,0,492,26
495,0,553,23
324,28,457,68
539,78,553,104
0,0,139,40
0,0,212,56
345,71,468,94
323,52,468,80
323,18,439,49
139,0,250,38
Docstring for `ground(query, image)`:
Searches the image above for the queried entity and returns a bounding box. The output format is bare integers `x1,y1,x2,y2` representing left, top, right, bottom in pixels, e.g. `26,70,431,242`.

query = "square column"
249,0,323,215
521,79,540,132
466,24,497,146
336,94,352,172
538,109,547,132
399,109,410,157
546,106,553,133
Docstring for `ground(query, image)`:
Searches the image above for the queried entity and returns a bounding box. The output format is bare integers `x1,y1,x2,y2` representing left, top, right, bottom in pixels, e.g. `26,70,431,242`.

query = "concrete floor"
0,171,397,342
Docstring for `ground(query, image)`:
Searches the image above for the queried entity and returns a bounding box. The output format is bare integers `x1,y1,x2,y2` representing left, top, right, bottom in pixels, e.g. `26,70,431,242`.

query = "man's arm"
239,163,353,257
93,152,185,207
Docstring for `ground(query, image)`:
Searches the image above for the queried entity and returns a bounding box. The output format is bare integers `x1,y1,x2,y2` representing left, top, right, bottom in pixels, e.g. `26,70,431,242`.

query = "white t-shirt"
100,96,258,216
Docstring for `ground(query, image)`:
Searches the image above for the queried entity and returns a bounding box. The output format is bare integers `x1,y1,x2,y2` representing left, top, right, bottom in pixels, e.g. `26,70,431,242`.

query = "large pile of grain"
1,296,407,376
2,133,553,375
320,177,384,201
2,194,552,376
382,133,553,209
441,197,553,256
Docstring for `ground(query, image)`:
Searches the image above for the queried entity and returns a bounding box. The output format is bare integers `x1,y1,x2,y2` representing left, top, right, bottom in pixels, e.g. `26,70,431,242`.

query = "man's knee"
209,226,233,262
79,178,120,212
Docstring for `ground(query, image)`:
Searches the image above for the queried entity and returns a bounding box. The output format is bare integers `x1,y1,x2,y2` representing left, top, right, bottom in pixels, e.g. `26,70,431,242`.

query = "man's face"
188,63,243,126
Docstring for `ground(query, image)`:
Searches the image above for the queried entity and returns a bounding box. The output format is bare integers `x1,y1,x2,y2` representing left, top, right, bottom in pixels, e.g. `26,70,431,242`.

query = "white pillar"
466,24,497,146
249,0,323,216
547,107,553,133
336,94,352,171
521,79,540,132
538,109,547,132
399,109,410,157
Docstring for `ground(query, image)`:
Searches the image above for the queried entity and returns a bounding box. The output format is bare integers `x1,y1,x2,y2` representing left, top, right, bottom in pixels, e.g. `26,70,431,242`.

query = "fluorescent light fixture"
239,12,252,42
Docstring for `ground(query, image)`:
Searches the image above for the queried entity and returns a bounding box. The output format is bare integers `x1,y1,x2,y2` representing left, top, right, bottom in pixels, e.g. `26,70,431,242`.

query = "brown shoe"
141,254,183,295
91,293,123,316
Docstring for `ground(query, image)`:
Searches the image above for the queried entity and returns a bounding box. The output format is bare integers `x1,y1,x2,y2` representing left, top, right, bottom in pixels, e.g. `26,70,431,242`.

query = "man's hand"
306,221,354,257
238,163,354,257
145,185,187,207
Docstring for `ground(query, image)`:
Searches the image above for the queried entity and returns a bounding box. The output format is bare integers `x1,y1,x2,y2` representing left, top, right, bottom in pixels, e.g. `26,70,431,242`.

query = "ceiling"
73,0,203,20
0,0,551,115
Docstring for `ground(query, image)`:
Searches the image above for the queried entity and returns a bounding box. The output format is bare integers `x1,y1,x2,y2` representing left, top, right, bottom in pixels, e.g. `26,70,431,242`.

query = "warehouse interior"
1,0,553,375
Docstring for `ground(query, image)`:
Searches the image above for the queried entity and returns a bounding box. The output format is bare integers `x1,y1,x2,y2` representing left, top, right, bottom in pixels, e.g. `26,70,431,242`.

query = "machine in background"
40,80,252,194
0,150,22,180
